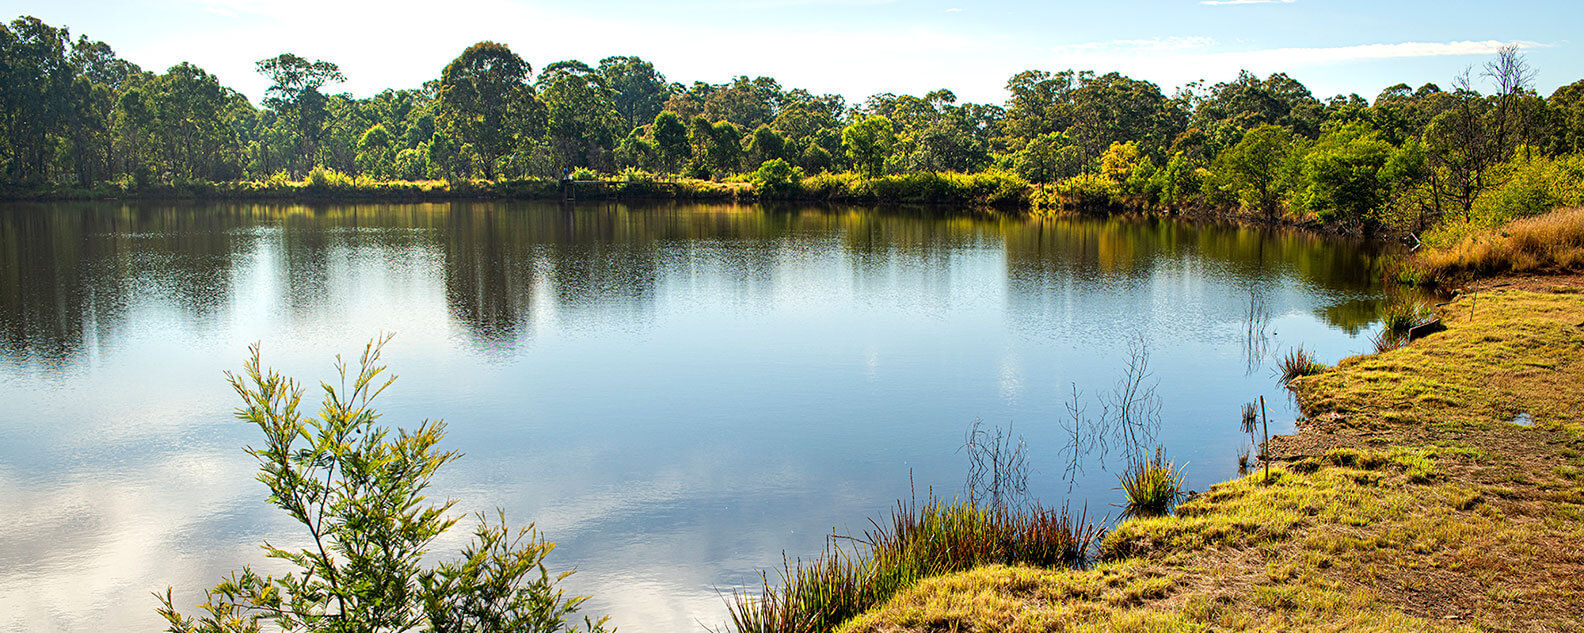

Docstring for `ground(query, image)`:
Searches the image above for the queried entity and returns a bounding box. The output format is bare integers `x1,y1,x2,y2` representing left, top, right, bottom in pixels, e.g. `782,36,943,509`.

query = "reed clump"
1278,346,1326,385
1117,449,1187,518
724,496,1099,633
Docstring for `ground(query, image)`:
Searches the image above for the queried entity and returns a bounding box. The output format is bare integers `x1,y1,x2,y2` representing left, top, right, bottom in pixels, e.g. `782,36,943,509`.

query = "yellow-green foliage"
792,170,1029,205
1427,153,1584,247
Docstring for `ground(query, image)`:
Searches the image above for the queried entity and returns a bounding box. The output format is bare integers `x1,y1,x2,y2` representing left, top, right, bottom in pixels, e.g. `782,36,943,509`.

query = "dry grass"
840,287,1584,632
1412,206,1584,284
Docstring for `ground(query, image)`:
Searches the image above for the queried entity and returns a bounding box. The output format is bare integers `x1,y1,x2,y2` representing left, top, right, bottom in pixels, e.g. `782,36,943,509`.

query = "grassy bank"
1406,206,1584,285
827,286,1584,632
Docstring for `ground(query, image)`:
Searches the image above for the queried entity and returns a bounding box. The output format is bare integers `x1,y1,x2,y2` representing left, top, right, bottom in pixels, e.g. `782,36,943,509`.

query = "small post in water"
1258,396,1270,483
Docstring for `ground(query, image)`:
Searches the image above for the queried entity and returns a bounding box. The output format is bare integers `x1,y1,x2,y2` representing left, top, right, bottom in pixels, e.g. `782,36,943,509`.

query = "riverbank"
834,282,1584,632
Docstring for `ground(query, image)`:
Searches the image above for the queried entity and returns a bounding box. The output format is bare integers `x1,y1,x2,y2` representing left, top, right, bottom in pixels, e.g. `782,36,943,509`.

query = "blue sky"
14,0,1582,107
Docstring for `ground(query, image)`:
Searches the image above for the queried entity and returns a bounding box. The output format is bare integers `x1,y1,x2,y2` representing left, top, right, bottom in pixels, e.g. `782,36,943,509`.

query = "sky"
10,0,1582,108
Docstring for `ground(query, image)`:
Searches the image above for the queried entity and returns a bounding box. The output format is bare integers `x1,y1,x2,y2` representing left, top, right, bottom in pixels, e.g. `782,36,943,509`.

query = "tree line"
4,14,1584,232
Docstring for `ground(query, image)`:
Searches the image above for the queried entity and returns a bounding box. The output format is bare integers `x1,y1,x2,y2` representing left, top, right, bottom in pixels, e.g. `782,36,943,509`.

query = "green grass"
1278,346,1327,386
725,496,1099,633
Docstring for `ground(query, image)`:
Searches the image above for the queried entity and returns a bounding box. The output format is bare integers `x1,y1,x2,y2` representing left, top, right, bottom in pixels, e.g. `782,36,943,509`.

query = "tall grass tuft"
1412,206,1584,283
723,495,1100,633
1371,329,1408,354
1278,346,1326,385
1117,449,1187,517
1380,300,1434,334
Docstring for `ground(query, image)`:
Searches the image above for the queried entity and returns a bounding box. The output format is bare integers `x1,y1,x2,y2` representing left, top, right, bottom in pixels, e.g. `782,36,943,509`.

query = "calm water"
0,201,1395,632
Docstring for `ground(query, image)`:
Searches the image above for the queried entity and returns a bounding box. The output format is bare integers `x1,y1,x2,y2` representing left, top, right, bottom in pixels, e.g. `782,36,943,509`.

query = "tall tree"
842,115,895,178
438,42,536,179
256,53,345,173
597,56,668,129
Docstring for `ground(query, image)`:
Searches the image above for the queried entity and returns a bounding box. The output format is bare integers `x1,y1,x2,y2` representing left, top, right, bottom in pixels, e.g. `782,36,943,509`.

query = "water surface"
0,201,1395,631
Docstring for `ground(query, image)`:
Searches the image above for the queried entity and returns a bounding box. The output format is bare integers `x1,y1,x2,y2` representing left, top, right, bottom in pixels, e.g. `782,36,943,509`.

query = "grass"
726,496,1100,633
1117,450,1187,518
1278,346,1327,385
836,287,1584,633
1410,206,1584,284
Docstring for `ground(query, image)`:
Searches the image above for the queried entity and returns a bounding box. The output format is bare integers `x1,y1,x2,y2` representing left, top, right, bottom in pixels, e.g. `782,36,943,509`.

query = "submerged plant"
1278,346,1327,385
156,336,607,633
1118,449,1187,517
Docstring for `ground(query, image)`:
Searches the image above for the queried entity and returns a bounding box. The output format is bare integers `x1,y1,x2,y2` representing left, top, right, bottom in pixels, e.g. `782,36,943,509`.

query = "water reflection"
0,201,1402,633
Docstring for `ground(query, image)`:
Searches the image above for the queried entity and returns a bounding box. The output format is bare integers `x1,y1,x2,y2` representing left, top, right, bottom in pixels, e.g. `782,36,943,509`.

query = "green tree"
155,337,609,633
438,42,536,179
842,115,895,178
597,55,667,129
538,60,623,171
651,110,690,173
256,53,345,173
1297,121,1393,231
1011,131,1080,183
1209,123,1299,221
357,123,393,178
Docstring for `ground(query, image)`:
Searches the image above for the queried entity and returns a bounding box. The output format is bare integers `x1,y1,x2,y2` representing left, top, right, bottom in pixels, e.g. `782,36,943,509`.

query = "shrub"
156,336,607,633
749,158,804,198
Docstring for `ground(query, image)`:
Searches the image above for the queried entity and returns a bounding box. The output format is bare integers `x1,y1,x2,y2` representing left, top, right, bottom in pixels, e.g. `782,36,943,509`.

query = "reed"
723,495,1100,633
1117,449,1187,517
1278,346,1326,385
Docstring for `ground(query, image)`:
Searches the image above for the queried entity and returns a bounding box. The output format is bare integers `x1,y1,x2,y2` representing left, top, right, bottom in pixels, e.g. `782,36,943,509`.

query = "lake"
0,201,1396,632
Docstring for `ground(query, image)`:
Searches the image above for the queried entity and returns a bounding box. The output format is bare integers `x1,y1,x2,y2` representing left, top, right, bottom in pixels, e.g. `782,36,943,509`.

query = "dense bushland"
5,15,1584,230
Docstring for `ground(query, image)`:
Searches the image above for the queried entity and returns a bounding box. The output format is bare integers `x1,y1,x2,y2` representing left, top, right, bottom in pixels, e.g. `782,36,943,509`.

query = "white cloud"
1201,0,1296,5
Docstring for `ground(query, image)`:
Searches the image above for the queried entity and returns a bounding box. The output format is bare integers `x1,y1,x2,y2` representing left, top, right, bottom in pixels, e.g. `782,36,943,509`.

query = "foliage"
1205,124,1299,220
748,158,803,197
439,42,537,179
154,337,608,633
1296,122,1394,230
842,115,895,178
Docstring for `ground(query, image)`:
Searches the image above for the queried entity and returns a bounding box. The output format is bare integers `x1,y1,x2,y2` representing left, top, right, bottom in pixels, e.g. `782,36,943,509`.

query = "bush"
156,337,608,633
749,158,804,197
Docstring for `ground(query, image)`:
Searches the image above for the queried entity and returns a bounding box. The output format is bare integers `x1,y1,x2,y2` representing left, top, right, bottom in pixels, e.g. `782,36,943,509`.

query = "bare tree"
1483,45,1538,159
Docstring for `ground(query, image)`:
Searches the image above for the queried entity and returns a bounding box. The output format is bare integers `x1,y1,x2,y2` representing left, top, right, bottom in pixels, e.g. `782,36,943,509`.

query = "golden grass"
839,289,1584,632
1412,206,1584,283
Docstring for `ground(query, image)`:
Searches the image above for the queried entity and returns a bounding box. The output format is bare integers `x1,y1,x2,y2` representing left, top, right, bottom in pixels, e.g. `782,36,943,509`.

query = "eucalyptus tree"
1207,123,1300,221
256,53,345,173
650,110,690,173
597,55,668,129
439,42,539,178
842,114,895,178
537,60,623,170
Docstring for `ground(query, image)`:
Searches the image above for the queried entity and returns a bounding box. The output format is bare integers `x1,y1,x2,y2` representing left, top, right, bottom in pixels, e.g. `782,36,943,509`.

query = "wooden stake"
1259,396,1270,484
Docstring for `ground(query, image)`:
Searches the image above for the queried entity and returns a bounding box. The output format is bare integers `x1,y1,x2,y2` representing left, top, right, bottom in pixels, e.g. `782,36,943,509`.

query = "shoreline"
836,276,1584,632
